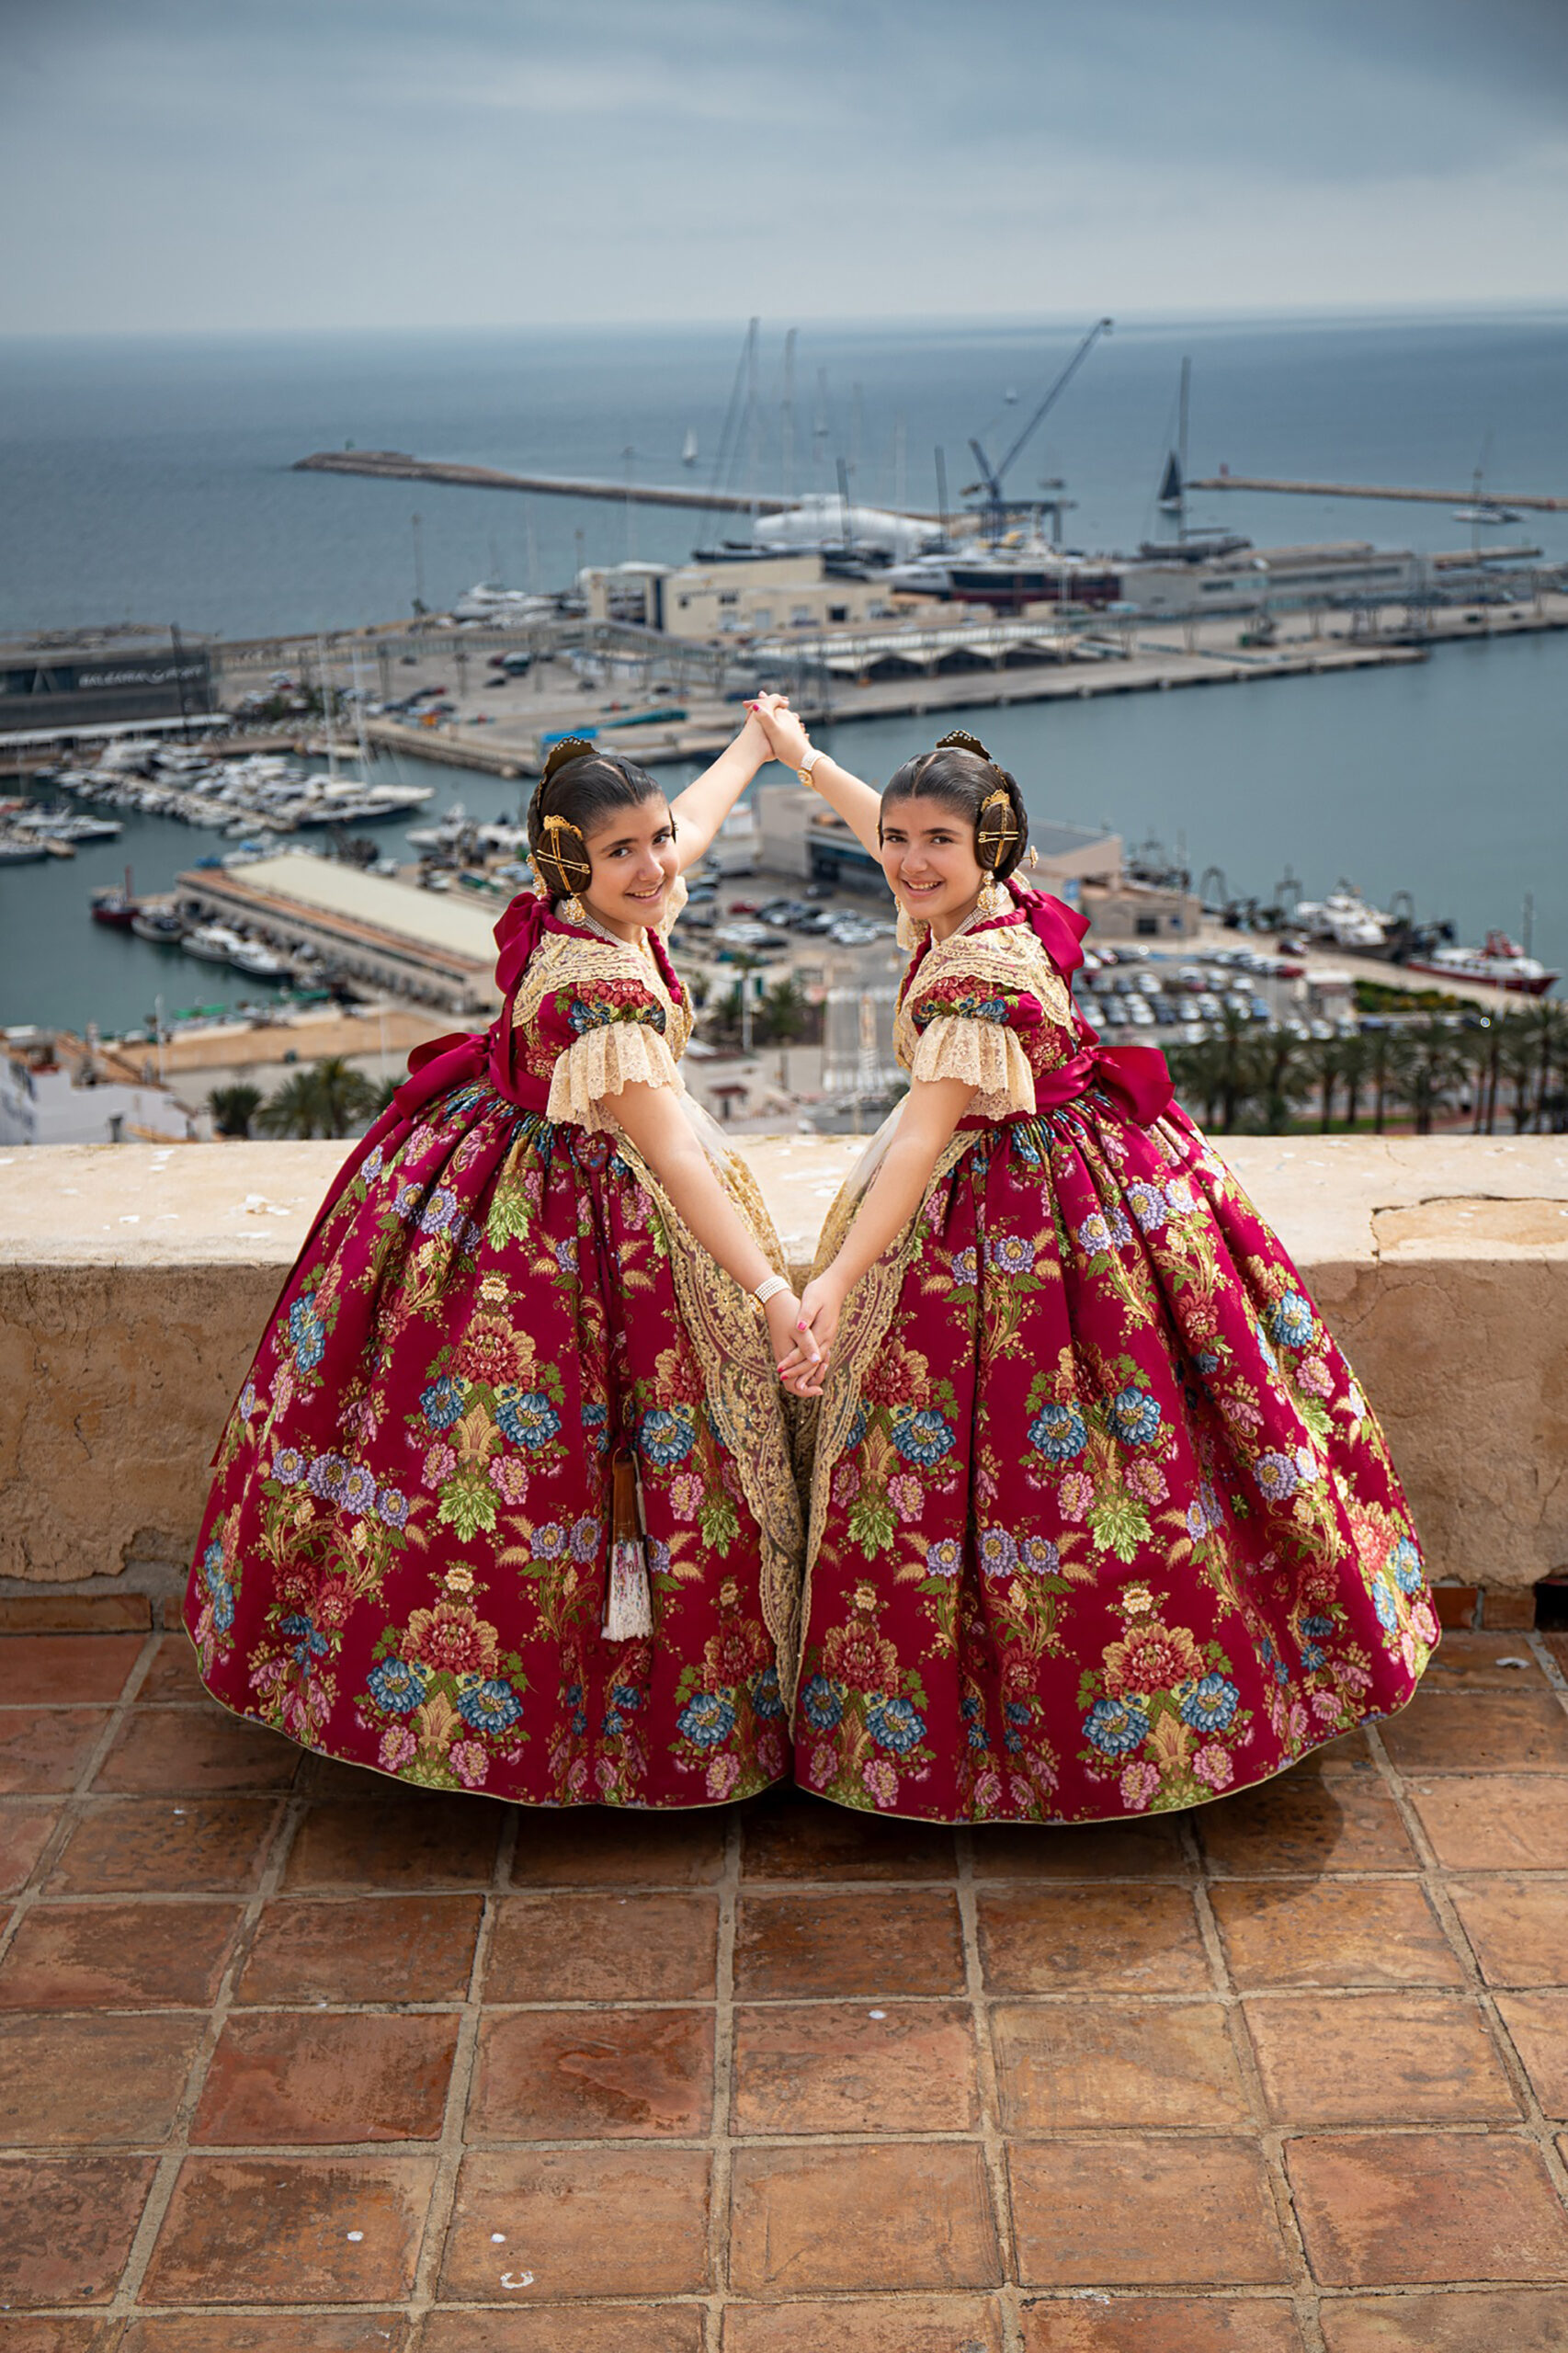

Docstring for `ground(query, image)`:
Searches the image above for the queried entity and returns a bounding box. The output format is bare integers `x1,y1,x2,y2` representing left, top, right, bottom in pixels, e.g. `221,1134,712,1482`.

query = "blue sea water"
1,308,1564,1031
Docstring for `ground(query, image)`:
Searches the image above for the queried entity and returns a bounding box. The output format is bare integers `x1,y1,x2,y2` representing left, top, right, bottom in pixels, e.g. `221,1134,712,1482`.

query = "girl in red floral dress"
186,711,812,1808
759,708,1437,1825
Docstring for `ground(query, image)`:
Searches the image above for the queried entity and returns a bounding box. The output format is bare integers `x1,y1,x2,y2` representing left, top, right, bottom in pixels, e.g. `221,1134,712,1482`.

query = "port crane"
962,317,1113,543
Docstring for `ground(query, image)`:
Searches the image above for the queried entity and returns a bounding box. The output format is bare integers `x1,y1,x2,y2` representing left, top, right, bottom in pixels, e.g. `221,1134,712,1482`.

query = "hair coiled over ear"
881,729,1030,882
524,739,662,903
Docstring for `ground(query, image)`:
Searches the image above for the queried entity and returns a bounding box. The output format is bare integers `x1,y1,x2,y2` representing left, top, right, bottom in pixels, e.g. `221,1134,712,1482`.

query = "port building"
1,634,215,736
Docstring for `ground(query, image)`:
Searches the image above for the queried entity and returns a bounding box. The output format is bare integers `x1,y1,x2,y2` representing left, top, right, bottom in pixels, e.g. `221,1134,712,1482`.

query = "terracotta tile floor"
2,1629,1568,2351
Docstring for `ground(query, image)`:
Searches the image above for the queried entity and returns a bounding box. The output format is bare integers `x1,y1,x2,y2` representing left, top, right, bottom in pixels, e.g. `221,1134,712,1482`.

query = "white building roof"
229,856,504,965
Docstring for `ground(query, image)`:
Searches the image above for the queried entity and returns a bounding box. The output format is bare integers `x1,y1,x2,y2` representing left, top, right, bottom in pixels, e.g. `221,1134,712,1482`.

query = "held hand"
778,1271,844,1396
763,1287,815,1375
747,693,813,773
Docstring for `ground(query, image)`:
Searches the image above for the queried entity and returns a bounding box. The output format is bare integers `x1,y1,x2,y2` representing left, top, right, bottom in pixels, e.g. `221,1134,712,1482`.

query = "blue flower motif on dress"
288,1294,325,1373
278,1612,328,1667
979,1527,1019,1582
421,1376,465,1433
1254,1450,1301,1504
199,1539,234,1632
1083,1697,1151,1756
307,1453,349,1502
750,1666,787,1721
892,1408,956,1467
272,1448,307,1488
949,1247,978,1287
601,1709,625,1739
1019,1536,1061,1575
1390,1537,1424,1595
845,1403,870,1452
1301,1615,1335,1640
377,1485,409,1529
986,1234,1036,1277
1269,1290,1315,1348
495,1388,562,1450
867,1695,926,1754
368,1656,428,1714
800,1676,844,1731
611,1684,643,1712
1028,1401,1088,1462
342,1464,377,1516
925,1538,963,1579
1107,1386,1161,1448
677,1692,736,1747
581,1400,610,1455
569,1516,601,1563
1301,1642,1326,1671
1179,1674,1240,1734
1194,1349,1221,1378
1370,1571,1401,1633
457,1678,524,1734
639,1406,697,1467
417,1188,460,1237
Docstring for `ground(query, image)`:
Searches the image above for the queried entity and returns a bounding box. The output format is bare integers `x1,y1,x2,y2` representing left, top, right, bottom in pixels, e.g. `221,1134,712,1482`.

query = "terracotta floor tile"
284,1793,506,1889
438,2146,710,2299
731,2000,979,2134
1282,1730,1375,1776
1010,2137,1289,2287
0,1634,144,1705
1319,2290,1568,2352
1208,1881,1463,1988
134,1635,211,1704
740,1795,959,1881
1496,1991,1568,2118
1019,2300,1306,2352
733,1890,964,1998
1244,1992,1518,2123
0,1804,59,1894
730,2142,1000,2293
1448,1875,1568,1986
235,1893,483,2005
48,1797,284,1894
976,1886,1210,1995
142,2154,436,2302
1423,1633,1551,1690
0,2320,103,2352
991,1999,1251,2131
725,2297,1004,2351
470,2006,711,2139
93,1706,301,1794
191,2010,460,2143
0,2013,202,2142
120,2320,411,2352
0,2152,156,2306
1406,1774,1568,1869
1380,1689,1568,1773
0,1708,110,1793
421,2311,701,2352
970,1818,1187,1881
1288,2131,1568,2284
0,1899,241,2009
508,1807,726,1887
486,1892,718,2003
1198,1777,1416,1877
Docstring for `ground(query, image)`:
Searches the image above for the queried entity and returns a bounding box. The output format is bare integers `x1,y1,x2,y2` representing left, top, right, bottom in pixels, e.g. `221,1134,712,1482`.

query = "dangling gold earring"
976,873,1007,917
562,894,587,926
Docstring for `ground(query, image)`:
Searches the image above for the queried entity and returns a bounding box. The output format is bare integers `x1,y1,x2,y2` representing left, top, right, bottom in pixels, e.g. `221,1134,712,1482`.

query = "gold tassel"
604,1447,653,1642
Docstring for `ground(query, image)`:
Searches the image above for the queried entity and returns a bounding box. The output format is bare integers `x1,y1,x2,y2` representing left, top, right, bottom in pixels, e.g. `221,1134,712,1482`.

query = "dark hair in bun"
524,741,665,901
879,729,1028,881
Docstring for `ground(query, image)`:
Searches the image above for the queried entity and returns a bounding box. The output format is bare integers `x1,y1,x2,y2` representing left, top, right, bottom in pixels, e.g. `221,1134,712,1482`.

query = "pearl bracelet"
753,1274,789,1308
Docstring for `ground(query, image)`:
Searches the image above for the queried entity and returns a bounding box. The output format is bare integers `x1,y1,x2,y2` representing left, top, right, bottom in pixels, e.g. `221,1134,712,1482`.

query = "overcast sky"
4,0,1566,335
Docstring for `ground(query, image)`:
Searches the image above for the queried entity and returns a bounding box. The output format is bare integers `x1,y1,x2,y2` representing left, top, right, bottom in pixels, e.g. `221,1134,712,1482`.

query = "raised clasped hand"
745,692,812,772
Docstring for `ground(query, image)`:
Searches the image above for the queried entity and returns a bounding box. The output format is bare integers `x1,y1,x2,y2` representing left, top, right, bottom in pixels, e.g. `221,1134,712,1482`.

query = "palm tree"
1363,1027,1400,1133
1249,1029,1310,1134
256,1057,378,1139
256,1072,326,1139
208,1082,263,1139
1461,1020,1503,1133
1165,1039,1225,1131
1496,1016,1541,1134
761,976,807,1045
1305,1035,1340,1132
1212,1005,1255,1133
1335,1031,1371,1131
1391,1019,1465,1137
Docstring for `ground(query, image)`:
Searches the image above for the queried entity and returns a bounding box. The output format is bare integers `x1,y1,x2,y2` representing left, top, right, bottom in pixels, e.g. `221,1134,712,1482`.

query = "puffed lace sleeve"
904,968,1040,1119
543,968,686,1131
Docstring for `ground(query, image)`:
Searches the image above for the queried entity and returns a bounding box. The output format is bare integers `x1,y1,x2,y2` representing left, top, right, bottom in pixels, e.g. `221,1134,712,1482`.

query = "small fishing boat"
91,869,141,927
1404,931,1560,997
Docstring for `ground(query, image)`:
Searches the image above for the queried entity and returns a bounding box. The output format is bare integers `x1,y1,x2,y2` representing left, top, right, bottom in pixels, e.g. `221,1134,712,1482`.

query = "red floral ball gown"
792,881,1437,1824
186,888,801,1808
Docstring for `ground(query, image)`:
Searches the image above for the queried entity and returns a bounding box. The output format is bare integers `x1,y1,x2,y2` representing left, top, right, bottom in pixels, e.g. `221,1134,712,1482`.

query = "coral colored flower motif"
751,1666,786,1721
488,1456,528,1506
707,1751,742,1802
1107,1386,1161,1449
449,1740,490,1789
1119,1761,1161,1811
892,1408,956,1467
831,1461,861,1506
530,1523,566,1560
1083,1696,1151,1756
1254,1451,1300,1504
272,1448,307,1488
862,1757,899,1807
639,1407,697,1467
421,1376,465,1433
1028,1402,1088,1462
867,1695,926,1754
457,1678,524,1735
949,1248,978,1286
1269,1290,1315,1348
422,1444,456,1493
495,1388,561,1450
379,1723,417,1772
925,1539,963,1579
1059,1471,1094,1521
678,1692,736,1748
671,1472,703,1519
1192,1743,1233,1791
1105,1621,1206,1696
800,1676,845,1731
979,1528,1019,1582
367,1656,428,1714
1179,1674,1241,1734
1019,1536,1061,1575
888,1475,922,1522
406,1604,497,1678
1298,1355,1335,1398
987,1233,1036,1277
1126,1181,1167,1234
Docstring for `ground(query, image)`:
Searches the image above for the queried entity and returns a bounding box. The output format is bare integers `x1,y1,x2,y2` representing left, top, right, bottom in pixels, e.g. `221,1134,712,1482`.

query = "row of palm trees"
1165,1000,1568,1136
209,1058,395,1140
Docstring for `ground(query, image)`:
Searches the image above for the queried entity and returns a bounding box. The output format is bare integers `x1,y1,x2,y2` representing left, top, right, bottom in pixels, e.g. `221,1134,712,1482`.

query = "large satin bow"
1007,882,1173,1128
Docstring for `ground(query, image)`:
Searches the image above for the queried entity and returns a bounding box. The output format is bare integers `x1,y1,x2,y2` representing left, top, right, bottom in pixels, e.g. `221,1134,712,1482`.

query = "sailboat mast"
781,327,797,500
1177,356,1190,548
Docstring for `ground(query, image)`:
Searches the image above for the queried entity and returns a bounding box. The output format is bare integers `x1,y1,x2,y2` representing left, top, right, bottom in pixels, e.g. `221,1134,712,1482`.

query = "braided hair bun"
881,729,1029,881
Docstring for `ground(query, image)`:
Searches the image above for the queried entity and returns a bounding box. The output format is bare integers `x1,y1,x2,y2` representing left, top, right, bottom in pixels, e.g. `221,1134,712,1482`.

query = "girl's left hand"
777,1271,844,1396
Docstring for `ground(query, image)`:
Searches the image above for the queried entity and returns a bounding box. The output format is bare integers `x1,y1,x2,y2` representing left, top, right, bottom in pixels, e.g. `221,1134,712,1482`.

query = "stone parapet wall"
1,1137,1565,1615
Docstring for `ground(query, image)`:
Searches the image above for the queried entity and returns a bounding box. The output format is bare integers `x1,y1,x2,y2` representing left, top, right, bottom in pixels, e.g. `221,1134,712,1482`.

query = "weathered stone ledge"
2,1137,1565,1609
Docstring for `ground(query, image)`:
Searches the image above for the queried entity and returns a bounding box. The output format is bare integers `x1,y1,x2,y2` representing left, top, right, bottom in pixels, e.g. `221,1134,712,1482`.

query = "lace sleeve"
907,1015,1036,1117
546,1021,686,1131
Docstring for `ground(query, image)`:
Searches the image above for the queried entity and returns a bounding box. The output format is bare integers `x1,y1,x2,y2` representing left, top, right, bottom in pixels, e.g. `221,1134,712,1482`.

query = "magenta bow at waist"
1031,1035,1174,1126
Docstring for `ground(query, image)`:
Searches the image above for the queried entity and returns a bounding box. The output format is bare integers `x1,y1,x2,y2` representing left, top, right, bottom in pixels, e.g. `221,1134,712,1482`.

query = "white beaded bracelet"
752,1274,789,1308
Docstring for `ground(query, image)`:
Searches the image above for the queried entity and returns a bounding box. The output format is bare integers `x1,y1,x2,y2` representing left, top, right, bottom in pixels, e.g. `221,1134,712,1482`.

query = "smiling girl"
185,709,809,1809
756,705,1435,1826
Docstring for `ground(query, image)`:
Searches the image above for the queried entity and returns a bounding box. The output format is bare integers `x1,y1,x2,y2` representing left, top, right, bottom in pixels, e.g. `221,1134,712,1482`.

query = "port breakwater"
292,449,864,517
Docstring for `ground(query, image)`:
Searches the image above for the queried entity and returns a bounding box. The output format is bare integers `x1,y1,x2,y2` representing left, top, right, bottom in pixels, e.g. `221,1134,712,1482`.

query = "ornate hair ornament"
533,811,593,897
540,734,598,787
935,727,995,764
